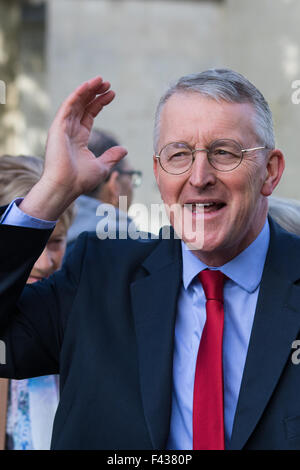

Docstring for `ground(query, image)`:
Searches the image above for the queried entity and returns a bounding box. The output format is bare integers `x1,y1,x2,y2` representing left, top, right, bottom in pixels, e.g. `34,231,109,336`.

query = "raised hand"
20,77,127,221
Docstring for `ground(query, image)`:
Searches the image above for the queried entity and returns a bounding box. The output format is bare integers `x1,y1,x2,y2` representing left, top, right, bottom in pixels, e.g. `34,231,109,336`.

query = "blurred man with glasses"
67,128,142,244
1,69,299,451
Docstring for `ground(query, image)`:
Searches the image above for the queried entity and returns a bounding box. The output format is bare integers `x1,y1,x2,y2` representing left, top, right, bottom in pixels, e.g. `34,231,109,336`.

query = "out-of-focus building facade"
1,0,300,231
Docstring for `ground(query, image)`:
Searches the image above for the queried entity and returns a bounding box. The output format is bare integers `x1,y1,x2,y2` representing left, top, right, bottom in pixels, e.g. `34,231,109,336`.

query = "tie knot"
198,269,226,302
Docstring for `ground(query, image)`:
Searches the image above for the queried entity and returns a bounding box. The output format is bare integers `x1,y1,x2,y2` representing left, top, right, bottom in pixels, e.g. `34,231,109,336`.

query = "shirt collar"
181,219,270,293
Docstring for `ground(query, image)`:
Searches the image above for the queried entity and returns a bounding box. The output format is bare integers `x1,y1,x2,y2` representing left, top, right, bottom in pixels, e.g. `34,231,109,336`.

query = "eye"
47,238,65,250
171,151,189,157
212,148,239,159
168,147,191,158
214,148,231,155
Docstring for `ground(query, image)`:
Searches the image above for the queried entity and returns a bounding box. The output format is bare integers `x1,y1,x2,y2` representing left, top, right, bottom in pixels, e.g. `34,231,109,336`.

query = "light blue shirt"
1,201,270,450
167,219,270,449
1,199,56,229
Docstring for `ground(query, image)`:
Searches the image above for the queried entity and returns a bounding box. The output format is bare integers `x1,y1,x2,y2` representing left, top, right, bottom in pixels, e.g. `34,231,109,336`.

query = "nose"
188,148,217,189
33,248,55,277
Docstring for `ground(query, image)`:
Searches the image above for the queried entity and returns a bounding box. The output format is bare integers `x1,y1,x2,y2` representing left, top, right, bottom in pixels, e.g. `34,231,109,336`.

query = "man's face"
118,160,134,208
27,220,67,284
153,92,283,265
99,159,134,210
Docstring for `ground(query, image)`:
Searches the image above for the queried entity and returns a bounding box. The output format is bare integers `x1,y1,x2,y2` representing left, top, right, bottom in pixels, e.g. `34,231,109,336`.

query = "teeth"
195,203,215,207
184,202,219,213
186,202,218,213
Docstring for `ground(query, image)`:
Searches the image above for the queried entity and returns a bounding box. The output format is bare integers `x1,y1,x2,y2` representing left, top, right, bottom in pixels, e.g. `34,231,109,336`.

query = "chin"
183,231,230,263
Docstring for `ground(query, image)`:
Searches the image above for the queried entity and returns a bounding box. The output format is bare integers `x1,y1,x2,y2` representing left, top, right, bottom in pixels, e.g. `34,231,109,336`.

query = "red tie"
193,269,226,450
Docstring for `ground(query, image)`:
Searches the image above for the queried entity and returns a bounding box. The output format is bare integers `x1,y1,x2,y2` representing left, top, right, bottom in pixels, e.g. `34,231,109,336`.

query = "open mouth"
185,202,226,214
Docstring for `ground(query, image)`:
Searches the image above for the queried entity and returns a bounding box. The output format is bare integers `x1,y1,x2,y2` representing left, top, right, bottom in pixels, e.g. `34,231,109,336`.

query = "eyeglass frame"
155,139,270,174
117,169,143,187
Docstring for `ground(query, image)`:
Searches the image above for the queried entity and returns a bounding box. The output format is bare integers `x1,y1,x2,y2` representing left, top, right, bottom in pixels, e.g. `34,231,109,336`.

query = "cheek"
121,178,132,194
243,158,266,192
227,165,261,204
52,247,66,269
156,172,187,204
54,253,64,269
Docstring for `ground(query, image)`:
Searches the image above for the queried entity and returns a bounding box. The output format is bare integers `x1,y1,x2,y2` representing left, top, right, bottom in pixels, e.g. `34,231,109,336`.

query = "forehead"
158,92,257,149
49,220,67,240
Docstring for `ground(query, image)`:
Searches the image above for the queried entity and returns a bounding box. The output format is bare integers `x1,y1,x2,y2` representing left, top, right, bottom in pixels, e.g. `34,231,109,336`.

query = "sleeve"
0,198,57,229
0,222,88,380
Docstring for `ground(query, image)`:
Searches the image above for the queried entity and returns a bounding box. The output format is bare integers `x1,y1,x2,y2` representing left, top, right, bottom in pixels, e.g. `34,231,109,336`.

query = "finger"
62,78,102,112
57,77,111,121
86,89,115,116
74,78,112,105
80,90,115,129
96,146,128,174
70,76,107,107
78,79,112,108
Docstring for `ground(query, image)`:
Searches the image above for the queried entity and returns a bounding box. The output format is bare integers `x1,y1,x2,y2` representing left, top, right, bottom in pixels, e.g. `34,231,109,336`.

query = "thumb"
96,145,128,174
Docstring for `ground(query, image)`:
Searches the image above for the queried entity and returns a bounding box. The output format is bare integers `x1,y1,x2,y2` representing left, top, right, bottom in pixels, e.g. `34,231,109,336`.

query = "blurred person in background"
0,155,74,450
67,129,142,245
268,195,300,235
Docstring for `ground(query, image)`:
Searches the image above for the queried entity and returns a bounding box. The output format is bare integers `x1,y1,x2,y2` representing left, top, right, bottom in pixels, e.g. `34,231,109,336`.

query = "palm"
44,77,127,197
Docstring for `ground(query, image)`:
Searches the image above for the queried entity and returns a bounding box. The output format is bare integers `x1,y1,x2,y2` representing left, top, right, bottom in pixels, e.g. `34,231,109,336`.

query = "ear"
153,155,159,182
261,149,285,197
105,171,121,206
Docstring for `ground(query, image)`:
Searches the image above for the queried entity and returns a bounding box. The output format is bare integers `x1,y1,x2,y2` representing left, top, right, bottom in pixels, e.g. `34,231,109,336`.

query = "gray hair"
153,68,275,153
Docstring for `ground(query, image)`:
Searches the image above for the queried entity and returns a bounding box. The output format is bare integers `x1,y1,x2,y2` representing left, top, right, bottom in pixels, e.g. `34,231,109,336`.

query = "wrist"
19,177,76,221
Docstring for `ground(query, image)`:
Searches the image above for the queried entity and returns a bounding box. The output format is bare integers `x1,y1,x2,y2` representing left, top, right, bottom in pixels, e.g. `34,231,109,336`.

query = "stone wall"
0,0,21,155
47,0,300,222
0,0,48,156
2,0,300,231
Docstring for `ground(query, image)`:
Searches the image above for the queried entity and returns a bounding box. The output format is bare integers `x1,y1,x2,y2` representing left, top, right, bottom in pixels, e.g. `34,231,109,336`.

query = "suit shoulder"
268,217,300,281
71,230,161,266
269,216,300,248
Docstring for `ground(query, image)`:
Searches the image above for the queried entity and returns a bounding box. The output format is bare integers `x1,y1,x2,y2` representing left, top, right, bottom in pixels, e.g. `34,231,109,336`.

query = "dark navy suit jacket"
0,216,300,449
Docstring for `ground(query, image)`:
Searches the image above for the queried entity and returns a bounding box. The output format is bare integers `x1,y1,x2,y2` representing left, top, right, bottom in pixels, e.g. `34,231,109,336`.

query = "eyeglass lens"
132,173,142,188
119,170,142,188
159,139,243,174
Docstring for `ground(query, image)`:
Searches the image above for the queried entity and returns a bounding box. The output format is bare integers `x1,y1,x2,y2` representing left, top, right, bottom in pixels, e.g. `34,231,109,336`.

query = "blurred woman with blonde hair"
0,154,74,450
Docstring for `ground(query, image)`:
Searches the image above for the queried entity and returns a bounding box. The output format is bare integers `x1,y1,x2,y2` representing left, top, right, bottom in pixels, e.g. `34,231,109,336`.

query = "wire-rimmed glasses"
155,139,268,174
118,170,142,188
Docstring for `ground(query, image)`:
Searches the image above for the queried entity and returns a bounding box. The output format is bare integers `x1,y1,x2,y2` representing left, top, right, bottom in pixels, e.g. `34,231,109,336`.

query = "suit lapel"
130,237,182,449
229,219,300,449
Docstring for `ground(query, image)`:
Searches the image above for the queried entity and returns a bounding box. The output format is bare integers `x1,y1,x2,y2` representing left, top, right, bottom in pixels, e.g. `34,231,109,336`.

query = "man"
0,70,299,450
67,129,142,244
